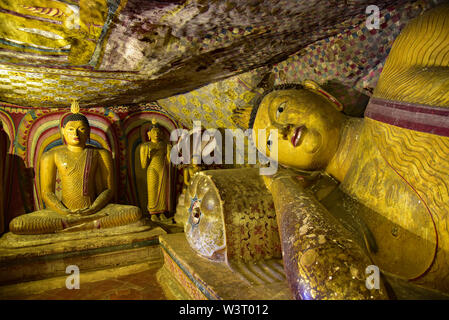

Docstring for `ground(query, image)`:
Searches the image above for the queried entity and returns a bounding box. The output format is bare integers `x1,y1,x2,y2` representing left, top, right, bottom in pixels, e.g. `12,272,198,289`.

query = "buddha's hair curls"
248,83,303,130
148,122,161,130
62,113,90,128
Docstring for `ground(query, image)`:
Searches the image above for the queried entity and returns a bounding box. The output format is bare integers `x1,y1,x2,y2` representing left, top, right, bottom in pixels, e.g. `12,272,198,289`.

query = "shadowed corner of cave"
0,125,33,234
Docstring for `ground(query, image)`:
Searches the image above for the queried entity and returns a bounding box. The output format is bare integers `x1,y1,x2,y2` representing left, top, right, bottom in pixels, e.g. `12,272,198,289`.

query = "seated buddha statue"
237,4,449,299
139,119,172,222
9,102,141,234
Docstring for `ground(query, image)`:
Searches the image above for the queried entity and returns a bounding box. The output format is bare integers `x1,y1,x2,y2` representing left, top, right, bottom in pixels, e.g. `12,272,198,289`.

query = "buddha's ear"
59,113,70,144
302,80,343,112
60,125,66,144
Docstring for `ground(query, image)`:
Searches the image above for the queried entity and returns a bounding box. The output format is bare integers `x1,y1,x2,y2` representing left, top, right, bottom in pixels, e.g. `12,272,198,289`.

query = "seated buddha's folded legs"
9,204,142,235
9,210,65,235
89,204,142,230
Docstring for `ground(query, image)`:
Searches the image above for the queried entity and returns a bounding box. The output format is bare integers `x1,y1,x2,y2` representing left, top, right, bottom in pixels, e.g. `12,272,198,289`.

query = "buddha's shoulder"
87,146,112,159
42,145,66,158
42,146,111,157
140,141,152,147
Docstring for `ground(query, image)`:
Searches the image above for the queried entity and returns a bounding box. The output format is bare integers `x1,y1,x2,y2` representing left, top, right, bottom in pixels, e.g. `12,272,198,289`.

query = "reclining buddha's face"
252,89,345,171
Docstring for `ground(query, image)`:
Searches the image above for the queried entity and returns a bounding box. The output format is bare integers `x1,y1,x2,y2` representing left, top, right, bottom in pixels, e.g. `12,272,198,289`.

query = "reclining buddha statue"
235,4,449,299
9,101,142,234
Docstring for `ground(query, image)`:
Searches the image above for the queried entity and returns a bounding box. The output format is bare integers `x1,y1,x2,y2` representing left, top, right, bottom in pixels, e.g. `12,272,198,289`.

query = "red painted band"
365,98,449,137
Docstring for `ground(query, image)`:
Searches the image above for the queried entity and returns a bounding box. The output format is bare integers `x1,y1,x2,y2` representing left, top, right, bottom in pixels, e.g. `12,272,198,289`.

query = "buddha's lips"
291,126,304,147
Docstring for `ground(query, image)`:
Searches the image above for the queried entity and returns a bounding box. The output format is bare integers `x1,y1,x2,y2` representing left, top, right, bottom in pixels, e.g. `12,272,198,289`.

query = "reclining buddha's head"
250,81,346,171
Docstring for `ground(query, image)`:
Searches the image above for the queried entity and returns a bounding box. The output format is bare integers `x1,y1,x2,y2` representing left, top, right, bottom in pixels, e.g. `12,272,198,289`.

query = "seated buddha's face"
252,89,345,170
62,120,90,147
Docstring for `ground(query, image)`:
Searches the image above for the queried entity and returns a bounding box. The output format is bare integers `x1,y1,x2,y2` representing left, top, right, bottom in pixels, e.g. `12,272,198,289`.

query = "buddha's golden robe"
140,140,169,214
10,145,141,234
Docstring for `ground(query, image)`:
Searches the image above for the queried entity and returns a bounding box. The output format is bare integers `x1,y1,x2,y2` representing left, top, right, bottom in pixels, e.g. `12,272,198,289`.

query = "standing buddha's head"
148,119,163,142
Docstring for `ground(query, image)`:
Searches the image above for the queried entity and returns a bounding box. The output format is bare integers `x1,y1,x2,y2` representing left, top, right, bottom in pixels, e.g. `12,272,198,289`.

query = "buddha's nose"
280,124,292,139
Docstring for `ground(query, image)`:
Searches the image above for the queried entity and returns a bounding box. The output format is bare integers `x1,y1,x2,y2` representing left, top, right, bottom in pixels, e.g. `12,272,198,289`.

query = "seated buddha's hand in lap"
69,207,93,216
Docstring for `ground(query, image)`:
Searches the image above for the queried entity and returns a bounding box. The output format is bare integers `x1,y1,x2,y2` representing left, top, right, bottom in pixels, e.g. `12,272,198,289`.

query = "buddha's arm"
40,151,70,215
80,149,114,215
166,143,172,162
140,143,149,169
374,4,449,106
183,169,190,186
268,175,388,299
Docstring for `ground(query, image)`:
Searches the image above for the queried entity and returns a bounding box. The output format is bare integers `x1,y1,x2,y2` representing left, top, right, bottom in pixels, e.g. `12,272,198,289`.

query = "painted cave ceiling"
0,0,441,128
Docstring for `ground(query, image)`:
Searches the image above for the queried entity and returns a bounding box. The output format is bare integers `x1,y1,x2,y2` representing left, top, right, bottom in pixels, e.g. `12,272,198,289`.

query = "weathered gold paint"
185,168,281,264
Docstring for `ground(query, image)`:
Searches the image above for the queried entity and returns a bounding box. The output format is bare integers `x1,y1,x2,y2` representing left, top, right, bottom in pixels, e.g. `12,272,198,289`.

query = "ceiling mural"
0,0,423,109
157,0,436,129
158,66,268,129
0,0,127,66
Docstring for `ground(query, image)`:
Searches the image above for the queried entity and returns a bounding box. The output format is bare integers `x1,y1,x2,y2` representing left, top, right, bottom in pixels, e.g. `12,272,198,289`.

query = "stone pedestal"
157,233,293,300
0,219,166,286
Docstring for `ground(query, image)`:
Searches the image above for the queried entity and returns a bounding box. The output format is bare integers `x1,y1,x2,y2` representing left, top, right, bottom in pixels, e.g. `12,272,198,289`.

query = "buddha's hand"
167,144,172,162
58,208,72,215
65,212,108,226
68,207,95,216
261,167,311,193
77,207,97,216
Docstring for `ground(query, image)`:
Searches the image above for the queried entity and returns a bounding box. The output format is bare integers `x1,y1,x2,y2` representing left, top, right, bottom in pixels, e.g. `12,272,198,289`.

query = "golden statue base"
156,233,293,300
0,218,166,289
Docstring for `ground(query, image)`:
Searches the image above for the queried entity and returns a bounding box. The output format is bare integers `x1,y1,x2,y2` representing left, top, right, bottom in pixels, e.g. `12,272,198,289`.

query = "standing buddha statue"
139,119,172,222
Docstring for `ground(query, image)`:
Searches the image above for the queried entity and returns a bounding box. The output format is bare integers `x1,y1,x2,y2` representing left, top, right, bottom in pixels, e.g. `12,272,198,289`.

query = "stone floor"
3,265,169,300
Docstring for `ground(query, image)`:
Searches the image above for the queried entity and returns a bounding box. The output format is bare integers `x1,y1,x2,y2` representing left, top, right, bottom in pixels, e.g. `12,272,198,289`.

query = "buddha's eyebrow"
268,96,288,129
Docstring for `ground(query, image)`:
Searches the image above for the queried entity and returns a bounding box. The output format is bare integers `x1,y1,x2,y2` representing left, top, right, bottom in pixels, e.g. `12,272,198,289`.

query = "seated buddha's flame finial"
71,99,80,114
